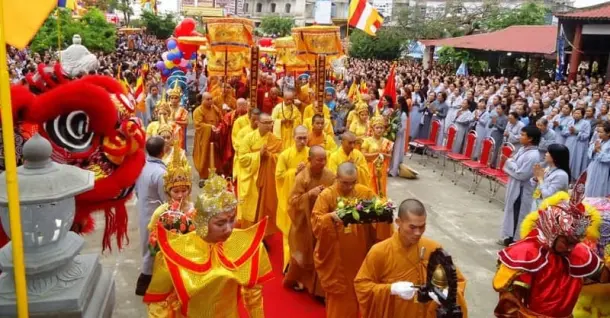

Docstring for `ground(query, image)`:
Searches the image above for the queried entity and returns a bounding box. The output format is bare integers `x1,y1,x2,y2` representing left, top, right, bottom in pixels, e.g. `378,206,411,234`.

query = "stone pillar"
0,134,115,317
568,23,583,82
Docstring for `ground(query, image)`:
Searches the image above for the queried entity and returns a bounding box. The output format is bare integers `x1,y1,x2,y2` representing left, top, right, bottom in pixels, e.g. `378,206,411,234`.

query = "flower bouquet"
336,196,395,226
149,200,196,256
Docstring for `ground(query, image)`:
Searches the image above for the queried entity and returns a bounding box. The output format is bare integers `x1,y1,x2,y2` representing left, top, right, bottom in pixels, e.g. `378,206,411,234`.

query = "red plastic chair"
429,124,457,173
445,131,477,180
479,143,515,202
412,119,441,166
458,137,495,192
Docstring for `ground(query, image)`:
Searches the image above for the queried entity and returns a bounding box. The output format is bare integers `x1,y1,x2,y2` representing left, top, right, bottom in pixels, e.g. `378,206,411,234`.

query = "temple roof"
555,1,610,20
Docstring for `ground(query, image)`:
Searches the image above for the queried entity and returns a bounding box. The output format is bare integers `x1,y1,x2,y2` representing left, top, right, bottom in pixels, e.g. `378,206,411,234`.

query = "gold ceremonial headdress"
194,170,238,237
163,140,192,192
355,102,368,115
167,81,182,98
370,114,386,127
156,114,173,136
155,89,172,114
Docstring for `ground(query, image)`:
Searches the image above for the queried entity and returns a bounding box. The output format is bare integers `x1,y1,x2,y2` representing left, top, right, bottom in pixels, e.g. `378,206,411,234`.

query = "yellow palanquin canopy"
177,36,208,46
205,17,254,53
206,49,251,77
291,26,343,66
274,37,308,72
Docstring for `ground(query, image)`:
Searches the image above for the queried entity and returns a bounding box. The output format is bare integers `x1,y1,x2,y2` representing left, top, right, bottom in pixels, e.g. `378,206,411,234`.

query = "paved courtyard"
81,129,509,317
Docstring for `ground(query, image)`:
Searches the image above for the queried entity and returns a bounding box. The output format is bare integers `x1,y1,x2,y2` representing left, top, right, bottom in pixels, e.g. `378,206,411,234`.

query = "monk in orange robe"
284,145,335,297
237,113,283,236
308,114,338,155
311,162,377,317
193,92,223,183
354,199,469,318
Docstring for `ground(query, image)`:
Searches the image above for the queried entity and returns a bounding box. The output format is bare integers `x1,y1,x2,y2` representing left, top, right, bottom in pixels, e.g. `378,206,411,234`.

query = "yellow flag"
2,1,58,49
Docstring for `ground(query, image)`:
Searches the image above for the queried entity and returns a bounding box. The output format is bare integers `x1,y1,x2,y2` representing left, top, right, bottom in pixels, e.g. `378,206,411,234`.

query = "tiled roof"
420,25,557,55
556,1,610,20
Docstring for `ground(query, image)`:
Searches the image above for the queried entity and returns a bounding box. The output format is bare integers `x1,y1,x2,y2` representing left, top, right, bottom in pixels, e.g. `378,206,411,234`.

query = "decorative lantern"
274,36,308,72
0,135,114,316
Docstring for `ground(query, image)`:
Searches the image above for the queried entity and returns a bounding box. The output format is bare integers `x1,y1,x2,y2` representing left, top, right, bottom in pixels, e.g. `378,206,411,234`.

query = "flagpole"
0,1,29,317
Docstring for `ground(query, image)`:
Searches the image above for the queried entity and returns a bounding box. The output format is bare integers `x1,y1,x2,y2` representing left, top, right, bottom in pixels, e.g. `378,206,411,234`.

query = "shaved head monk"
311,162,377,317
193,91,223,182
284,145,335,297
276,125,311,270
328,132,371,187
236,112,283,235
354,198,469,317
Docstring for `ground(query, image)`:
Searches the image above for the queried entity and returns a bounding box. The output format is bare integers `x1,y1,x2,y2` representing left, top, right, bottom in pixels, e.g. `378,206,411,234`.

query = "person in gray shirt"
134,136,167,296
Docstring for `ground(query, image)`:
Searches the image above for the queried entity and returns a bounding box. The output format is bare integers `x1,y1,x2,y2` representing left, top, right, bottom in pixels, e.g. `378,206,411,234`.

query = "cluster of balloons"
155,18,201,79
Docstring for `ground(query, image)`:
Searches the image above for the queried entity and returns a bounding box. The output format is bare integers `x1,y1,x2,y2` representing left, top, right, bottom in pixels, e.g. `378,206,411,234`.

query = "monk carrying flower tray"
335,197,395,226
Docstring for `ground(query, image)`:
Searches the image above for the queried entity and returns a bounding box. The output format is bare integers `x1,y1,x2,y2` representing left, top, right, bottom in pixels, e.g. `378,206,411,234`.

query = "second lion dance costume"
493,174,610,317
0,35,146,250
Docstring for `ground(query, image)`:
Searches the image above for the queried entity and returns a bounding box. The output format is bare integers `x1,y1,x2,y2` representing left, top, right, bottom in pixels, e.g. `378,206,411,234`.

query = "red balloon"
173,58,181,64
259,38,272,47
174,18,197,37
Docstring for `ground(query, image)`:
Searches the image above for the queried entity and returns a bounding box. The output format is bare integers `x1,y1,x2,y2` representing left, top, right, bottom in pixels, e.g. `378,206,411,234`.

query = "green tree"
30,8,116,54
111,0,134,25
481,1,549,31
349,28,405,60
259,16,294,37
140,11,177,39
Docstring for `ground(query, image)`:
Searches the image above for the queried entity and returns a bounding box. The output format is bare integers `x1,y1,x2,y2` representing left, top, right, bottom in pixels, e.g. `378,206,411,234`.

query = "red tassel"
103,207,115,251
114,203,130,250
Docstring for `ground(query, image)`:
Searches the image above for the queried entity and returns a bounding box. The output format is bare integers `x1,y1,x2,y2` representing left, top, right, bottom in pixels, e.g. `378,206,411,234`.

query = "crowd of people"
5,30,610,317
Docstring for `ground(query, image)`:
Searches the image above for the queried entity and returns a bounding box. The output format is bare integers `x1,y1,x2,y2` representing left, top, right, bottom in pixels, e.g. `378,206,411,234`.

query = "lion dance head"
0,59,146,252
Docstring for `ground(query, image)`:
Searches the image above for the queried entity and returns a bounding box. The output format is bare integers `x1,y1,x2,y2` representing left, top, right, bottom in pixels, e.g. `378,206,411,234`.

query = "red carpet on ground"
238,232,326,318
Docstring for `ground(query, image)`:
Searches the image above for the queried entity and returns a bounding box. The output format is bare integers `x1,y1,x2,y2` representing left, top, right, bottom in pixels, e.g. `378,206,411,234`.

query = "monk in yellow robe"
232,108,260,181
275,125,310,270
237,113,283,235
296,74,313,110
354,199,468,318
311,162,377,317
328,132,371,188
307,114,338,155
213,83,237,110
284,145,335,297
193,92,223,182
272,90,302,150
303,100,334,137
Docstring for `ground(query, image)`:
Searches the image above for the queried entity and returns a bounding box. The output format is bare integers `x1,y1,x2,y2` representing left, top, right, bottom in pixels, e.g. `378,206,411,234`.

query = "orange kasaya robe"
237,129,283,236
284,167,336,297
311,183,376,317
354,234,469,318
361,136,395,241
192,104,223,179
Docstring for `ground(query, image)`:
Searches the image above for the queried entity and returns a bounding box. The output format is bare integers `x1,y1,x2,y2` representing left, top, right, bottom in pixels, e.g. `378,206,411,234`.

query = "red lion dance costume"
0,63,146,251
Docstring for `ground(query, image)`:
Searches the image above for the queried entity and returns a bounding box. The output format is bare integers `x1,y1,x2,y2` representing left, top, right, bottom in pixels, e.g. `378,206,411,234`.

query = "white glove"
428,288,449,305
390,281,417,300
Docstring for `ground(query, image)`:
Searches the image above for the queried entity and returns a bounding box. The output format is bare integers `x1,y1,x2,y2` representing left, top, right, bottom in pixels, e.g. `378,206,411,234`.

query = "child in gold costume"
155,116,188,168
143,169,273,317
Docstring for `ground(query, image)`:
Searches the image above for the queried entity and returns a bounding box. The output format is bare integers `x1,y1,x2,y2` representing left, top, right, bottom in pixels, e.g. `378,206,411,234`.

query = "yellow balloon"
165,60,174,69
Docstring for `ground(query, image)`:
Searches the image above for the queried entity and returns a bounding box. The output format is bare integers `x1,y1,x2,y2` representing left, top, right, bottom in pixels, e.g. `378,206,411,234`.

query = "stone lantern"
0,134,115,317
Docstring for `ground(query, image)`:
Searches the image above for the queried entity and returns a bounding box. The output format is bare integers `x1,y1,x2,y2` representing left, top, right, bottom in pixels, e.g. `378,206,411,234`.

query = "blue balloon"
167,52,176,61
191,52,197,59
162,69,170,76
174,50,183,59
167,39,177,50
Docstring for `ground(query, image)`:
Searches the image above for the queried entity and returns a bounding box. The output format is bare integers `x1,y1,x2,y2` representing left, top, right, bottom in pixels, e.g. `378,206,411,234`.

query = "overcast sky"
574,0,608,7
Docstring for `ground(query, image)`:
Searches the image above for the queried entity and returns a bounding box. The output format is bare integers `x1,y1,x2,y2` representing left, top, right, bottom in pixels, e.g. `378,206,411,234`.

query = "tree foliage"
140,11,177,39
30,8,117,54
348,28,404,60
259,16,294,37
112,0,134,25
395,0,550,40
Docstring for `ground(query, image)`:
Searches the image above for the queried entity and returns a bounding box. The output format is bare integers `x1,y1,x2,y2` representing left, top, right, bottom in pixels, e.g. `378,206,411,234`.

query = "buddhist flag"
348,0,384,36
2,0,58,49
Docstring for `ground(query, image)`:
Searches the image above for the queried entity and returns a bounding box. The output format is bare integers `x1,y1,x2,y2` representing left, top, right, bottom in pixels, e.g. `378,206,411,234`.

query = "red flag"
378,64,396,109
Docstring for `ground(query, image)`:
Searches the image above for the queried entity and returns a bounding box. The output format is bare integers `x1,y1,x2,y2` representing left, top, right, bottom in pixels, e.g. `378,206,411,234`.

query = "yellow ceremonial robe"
232,115,250,147
275,145,309,269
349,119,370,142
192,105,222,179
354,233,469,318
144,219,273,318
328,148,371,188
311,183,376,317
271,103,302,150
237,130,283,233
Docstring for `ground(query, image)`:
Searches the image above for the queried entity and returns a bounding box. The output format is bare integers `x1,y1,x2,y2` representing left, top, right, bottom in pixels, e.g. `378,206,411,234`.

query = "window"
285,3,291,13
331,3,336,17
256,2,262,12
270,3,276,13
244,3,249,12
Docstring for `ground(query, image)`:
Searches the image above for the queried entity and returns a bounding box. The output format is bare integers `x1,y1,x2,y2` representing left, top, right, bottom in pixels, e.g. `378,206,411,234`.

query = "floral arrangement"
336,196,395,226
149,200,196,256
384,109,401,142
